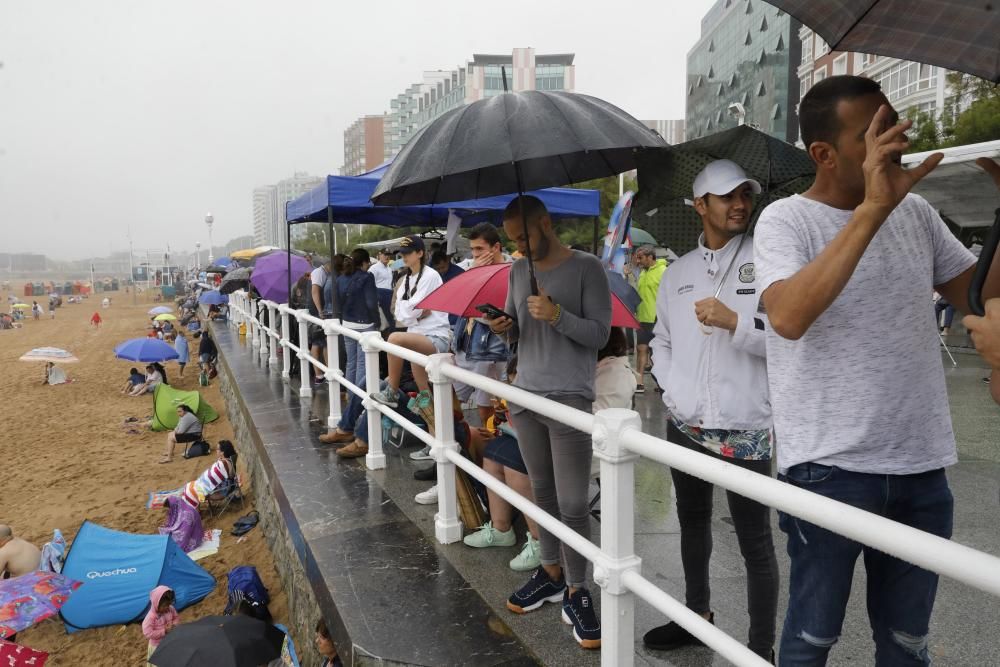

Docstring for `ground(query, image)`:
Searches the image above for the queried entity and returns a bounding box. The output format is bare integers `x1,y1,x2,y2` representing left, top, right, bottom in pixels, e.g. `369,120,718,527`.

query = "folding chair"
206,474,246,517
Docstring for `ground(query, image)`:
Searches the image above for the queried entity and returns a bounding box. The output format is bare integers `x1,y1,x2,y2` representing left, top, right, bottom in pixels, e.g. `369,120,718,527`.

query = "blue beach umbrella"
114,338,179,362
198,290,229,306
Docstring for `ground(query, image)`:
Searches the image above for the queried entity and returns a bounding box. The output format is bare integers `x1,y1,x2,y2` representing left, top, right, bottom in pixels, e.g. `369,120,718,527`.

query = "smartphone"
475,303,515,321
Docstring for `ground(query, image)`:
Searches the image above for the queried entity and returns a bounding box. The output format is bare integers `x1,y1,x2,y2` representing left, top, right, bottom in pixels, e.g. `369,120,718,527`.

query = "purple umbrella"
249,251,311,303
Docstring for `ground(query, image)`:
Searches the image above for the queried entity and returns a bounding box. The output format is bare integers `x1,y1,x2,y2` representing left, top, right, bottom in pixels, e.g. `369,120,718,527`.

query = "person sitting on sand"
180,441,237,509
42,362,68,386
121,367,146,394
160,405,203,463
158,496,203,552
129,364,163,397
0,524,41,578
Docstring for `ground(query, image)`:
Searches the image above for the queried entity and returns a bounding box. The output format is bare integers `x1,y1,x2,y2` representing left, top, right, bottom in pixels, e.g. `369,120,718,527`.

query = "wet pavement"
221,321,1000,666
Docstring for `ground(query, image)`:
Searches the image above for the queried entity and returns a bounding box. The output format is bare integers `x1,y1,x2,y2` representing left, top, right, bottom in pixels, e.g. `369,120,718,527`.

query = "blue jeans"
343,325,375,391
337,378,368,433
778,464,953,666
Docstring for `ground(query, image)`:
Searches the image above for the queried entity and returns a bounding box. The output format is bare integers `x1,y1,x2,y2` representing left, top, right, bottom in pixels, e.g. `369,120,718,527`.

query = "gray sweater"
175,411,202,435
505,251,612,404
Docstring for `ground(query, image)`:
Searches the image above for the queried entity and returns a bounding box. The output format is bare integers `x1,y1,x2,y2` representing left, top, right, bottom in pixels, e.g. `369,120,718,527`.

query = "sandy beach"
0,288,288,666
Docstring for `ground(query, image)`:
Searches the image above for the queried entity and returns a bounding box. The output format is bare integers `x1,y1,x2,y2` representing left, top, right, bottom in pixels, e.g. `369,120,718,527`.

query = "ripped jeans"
778,464,953,666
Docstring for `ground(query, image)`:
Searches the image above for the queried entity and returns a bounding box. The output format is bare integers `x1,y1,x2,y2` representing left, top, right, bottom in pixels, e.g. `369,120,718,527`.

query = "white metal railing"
225,290,1000,667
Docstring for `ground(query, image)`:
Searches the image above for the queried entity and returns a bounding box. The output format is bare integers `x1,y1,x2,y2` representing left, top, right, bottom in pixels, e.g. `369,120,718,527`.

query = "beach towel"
158,497,204,553
186,530,222,562
146,488,183,510
39,529,66,574
0,638,48,666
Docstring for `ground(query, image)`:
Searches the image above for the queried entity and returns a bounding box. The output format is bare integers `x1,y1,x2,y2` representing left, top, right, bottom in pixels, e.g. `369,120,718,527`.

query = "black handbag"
183,440,211,458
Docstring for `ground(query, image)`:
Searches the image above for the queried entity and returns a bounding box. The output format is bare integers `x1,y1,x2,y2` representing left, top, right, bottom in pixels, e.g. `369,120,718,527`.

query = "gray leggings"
511,396,593,587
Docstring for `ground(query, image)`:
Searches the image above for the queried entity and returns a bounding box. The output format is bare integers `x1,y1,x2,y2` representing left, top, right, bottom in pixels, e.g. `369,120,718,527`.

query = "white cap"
692,159,762,199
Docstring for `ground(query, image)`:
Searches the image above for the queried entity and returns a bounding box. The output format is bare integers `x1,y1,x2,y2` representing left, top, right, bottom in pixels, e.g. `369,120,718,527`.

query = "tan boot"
319,429,354,444
336,439,369,458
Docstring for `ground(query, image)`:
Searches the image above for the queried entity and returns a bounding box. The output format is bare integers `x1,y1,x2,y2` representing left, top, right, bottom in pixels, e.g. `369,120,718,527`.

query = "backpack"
223,565,270,619
183,440,210,459
382,415,424,450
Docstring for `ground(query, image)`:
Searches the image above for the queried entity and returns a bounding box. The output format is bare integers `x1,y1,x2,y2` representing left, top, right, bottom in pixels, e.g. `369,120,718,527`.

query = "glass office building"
685,0,801,142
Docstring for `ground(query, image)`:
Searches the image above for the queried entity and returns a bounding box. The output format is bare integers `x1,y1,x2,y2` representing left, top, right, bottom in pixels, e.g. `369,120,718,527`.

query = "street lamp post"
205,213,214,263
195,242,201,271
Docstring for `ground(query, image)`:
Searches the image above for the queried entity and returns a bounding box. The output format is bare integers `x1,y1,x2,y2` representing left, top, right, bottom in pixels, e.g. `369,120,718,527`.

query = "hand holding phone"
476,303,515,334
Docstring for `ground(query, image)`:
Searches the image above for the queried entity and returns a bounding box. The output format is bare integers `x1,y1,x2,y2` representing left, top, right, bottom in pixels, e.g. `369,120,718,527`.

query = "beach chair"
206,474,246,517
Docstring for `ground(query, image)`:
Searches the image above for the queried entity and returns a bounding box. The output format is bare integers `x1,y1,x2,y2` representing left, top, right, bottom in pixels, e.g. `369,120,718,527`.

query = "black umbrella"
765,0,1000,84
372,79,666,291
219,266,252,295
634,124,815,255
149,615,285,667
204,264,230,276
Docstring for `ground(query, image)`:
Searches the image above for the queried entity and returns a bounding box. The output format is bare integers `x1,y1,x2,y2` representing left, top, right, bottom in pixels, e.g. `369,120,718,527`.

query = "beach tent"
151,384,219,432
286,162,600,226
60,521,215,633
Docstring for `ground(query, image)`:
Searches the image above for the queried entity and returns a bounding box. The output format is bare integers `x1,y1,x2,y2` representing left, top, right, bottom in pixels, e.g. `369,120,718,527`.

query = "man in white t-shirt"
369,249,394,329
754,75,997,665
308,258,331,385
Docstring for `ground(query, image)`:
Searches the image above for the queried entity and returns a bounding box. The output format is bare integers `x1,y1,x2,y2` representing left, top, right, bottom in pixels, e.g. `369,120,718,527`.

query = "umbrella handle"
968,208,1000,317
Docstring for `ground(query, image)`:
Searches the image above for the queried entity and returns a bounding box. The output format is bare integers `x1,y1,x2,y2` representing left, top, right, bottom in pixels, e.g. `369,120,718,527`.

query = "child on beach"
90,312,102,327
142,585,178,665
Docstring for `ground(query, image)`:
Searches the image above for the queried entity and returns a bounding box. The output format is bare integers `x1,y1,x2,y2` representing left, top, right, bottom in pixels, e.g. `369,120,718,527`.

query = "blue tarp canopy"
60,521,216,633
286,163,600,226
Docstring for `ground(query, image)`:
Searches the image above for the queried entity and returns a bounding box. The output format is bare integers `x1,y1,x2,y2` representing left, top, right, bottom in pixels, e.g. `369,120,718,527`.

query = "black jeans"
667,421,779,657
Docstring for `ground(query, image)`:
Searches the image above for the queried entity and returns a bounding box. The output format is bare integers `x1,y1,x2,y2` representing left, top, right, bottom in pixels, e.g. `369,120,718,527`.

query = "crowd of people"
239,74,1000,664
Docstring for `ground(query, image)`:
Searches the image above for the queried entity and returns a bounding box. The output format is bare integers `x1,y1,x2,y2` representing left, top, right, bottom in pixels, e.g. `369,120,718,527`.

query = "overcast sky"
0,0,714,260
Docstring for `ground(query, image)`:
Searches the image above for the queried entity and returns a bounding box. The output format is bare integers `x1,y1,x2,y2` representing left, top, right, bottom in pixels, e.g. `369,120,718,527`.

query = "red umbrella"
417,263,640,329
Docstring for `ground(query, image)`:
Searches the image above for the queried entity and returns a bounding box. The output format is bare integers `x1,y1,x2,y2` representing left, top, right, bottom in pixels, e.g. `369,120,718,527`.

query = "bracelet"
549,304,562,325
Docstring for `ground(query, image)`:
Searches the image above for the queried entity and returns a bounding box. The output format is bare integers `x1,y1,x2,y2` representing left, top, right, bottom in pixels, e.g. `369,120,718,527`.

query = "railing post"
257,304,268,364
593,408,643,667
249,299,260,349
324,322,342,429
295,310,313,398
426,353,463,544
360,331,386,470
267,303,279,368
279,306,291,380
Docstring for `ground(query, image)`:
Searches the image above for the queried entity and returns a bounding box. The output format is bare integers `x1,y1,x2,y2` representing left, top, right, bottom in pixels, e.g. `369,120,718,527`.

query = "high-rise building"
342,115,389,176
686,0,802,143
796,26,953,144
251,173,323,248
642,119,687,144
377,48,575,162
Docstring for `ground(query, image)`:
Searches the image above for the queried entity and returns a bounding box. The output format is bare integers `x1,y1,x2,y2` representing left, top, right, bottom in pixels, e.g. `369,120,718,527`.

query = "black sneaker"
413,464,437,481
506,567,566,614
561,588,601,649
642,612,714,651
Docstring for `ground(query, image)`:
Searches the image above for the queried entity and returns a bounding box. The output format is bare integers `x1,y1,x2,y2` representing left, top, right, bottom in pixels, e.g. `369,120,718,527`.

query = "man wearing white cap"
644,159,778,661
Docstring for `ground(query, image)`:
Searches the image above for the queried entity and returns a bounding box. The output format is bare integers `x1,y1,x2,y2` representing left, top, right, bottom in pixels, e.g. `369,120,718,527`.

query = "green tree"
557,174,638,250
906,73,1000,154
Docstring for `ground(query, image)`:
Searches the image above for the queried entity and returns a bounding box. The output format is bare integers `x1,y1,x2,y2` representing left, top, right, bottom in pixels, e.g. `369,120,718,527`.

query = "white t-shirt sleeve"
310,267,326,287
753,203,811,293
918,196,976,287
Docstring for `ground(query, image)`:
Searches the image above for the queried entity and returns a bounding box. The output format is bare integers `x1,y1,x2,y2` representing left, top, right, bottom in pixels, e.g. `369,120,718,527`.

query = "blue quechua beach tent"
60,521,215,633
285,162,601,226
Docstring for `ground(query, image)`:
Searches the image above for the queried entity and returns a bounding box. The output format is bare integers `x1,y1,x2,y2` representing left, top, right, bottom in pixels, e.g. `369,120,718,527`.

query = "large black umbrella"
765,0,1000,84
634,124,815,255
372,85,666,290
149,615,285,667
219,266,252,295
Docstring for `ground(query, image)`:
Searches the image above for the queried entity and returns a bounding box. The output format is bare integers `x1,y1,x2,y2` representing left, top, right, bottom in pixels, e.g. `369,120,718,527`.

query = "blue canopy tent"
285,162,600,226
282,162,601,318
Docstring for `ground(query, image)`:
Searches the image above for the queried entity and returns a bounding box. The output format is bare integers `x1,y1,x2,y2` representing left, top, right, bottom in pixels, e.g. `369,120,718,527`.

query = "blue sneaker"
506,567,566,614
371,387,399,408
561,588,601,649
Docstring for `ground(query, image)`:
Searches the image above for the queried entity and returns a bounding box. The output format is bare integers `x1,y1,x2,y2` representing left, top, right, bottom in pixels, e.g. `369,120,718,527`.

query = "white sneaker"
415,484,438,505
409,445,432,461
509,533,542,571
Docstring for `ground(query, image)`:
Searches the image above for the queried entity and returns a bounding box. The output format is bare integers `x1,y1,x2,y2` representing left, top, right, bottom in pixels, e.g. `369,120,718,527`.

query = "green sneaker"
509,533,542,571
407,389,432,412
463,521,516,548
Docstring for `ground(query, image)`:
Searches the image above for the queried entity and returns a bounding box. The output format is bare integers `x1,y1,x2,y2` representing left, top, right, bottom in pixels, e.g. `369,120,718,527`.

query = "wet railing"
226,291,1000,667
